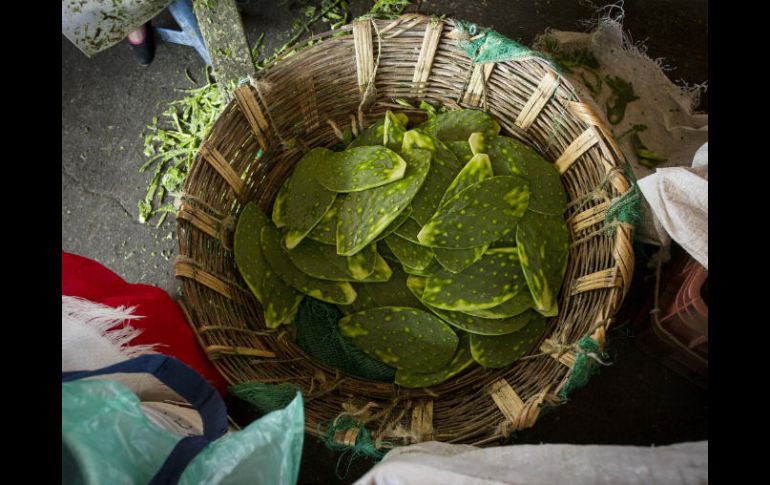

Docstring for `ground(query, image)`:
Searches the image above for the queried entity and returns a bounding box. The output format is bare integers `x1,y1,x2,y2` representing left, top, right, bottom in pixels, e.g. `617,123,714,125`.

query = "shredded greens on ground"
369,0,412,17
139,70,224,226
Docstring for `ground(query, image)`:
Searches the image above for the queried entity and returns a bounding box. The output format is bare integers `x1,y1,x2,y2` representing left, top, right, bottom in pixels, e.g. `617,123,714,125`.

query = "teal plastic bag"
179,392,303,484
62,365,304,484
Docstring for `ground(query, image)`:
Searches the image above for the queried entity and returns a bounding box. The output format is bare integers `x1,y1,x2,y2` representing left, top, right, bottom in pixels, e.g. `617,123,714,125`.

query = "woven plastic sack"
62,356,304,485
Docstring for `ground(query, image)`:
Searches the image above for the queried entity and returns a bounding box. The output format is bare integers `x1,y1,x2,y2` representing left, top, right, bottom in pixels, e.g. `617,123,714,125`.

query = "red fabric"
62,251,228,396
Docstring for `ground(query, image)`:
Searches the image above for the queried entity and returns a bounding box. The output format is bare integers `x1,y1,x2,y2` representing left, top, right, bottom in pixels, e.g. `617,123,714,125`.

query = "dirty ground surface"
61,1,708,483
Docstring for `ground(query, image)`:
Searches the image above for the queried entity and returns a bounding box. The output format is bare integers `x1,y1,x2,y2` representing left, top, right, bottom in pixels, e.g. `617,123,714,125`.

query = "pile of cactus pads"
234,108,569,388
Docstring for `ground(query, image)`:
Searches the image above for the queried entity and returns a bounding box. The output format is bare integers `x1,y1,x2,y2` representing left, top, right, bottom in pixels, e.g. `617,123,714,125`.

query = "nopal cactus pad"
315,146,407,193
463,289,533,319
434,245,488,274
336,146,431,256
235,202,303,328
516,211,570,317
392,217,423,244
470,312,547,368
306,197,342,245
282,148,337,249
384,234,434,271
421,248,526,311
438,153,494,210
355,266,424,310
437,307,532,336
322,242,377,280
234,202,270,302
338,306,459,372
406,275,530,335
349,111,409,151
287,238,376,281
395,334,475,388
261,224,356,305
425,109,501,142
261,276,304,329
484,136,567,216
271,180,290,228
374,205,413,242
417,176,530,249
357,253,393,283
446,141,474,164
408,131,465,225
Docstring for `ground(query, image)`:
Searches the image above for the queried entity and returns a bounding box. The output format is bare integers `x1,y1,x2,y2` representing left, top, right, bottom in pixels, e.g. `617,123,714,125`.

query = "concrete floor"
62,1,707,483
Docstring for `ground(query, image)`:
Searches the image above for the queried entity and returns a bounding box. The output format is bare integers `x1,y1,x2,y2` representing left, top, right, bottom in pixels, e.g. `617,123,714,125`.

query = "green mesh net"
558,336,611,400
453,20,539,64
605,164,642,233
320,415,387,477
294,297,397,382
230,382,301,414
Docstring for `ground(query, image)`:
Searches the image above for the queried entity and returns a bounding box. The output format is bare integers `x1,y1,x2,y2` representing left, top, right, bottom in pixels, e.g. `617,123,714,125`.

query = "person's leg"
127,22,155,66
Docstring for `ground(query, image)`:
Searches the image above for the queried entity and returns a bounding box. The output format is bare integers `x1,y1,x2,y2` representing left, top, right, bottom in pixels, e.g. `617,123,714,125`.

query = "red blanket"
62,251,228,396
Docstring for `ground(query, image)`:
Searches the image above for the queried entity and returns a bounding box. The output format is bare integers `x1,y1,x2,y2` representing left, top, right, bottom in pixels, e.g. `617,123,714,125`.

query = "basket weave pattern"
175,15,634,446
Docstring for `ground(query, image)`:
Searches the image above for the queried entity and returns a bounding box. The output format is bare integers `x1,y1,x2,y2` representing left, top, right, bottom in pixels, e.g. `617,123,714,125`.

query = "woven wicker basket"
175,14,635,447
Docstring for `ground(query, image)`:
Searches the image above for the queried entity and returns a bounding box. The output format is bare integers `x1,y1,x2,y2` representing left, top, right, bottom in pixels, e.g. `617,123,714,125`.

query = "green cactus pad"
261,278,304,329
323,243,378,280
433,245,488,274
234,203,303,328
348,121,385,149
261,224,357,305
446,141,474,164
402,259,447,277
271,181,290,228
483,136,566,216
439,307,532,336
355,266,424,310
234,202,270,301
357,253,393,283
489,231,519,249
286,238,376,281
315,146,407,193
382,110,410,151
425,109,501,142
429,153,495,273
339,286,377,316
469,313,547,368
349,111,409,151
338,306,459,372
420,248,526,311
395,334,474,388
407,131,465,225
336,146,431,256
339,291,376,316
417,176,530,249
462,290,533,319
374,205,413,242
405,275,530,335
438,153,494,209
306,197,342,245
377,239,399,264
516,211,570,317
392,217,423,244
468,132,486,156
282,148,338,249
310,199,413,247
384,234,434,271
